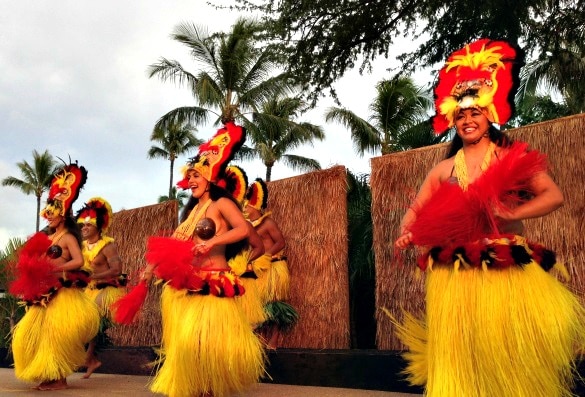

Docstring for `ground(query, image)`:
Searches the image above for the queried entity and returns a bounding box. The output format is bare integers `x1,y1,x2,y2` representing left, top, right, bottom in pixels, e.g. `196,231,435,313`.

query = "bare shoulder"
429,158,454,182
263,216,279,229
215,197,240,212
102,241,119,255
61,232,78,245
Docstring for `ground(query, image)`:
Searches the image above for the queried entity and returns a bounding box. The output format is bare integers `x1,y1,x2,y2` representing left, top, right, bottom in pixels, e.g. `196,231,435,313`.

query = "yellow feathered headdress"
217,165,249,205
245,178,268,211
75,197,113,234
432,38,524,134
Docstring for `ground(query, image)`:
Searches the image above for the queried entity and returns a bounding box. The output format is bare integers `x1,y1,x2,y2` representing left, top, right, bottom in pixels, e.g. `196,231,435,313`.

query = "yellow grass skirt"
12,287,100,382
229,253,267,327
266,254,290,302
150,285,266,397
237,277,268,327
251,253,272,304
85,284,126,321
395,263,585,397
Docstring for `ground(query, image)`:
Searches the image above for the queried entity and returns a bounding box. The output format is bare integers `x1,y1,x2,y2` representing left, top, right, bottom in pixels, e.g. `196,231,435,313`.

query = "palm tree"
147,18,292,131
1,150,57,232
325,76,443,155
237,95,324,181
508,92,571,128
158,186,190,211
148,122,203,198
519,43,585,115
520,8,585,115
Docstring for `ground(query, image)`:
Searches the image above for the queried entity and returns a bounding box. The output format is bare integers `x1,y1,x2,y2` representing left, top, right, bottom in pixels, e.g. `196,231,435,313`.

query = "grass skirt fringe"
237,277,268,328
151,285,266,397
229,253,267,327
12,288,100,382
395,263,585,397
266,256,290,302
252,254,272,304
85,285,126,321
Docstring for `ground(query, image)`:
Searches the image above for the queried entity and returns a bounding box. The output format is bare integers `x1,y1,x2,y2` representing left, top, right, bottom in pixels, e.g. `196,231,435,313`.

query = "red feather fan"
145,236,204,291
408,142,547,247
9,232,60,302
111,281,148,325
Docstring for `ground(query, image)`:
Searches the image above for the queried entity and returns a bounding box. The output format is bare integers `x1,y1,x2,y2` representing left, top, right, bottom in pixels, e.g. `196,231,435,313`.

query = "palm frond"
325,107,380,155
232,145,258,162
147,57,199,93
154,107,213,131
280,154,321,172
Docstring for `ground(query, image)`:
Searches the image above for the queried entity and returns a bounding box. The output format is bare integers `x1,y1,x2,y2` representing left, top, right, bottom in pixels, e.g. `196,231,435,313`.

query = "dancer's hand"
492,204,516,221
140,265,155,283
395,231,413,249
193,240,212,256
140,270,153,283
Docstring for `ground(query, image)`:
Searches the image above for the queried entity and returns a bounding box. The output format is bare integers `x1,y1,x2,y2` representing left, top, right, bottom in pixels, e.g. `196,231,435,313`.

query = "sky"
0,0,433,249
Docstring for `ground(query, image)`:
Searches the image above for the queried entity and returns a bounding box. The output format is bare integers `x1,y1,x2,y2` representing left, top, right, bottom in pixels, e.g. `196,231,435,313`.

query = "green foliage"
346,171,376,348
346,171,373,282
2,150,58,232
0,238,25,350
520,6,585,115
237,95,324,181
263,301,299,330
150,17,326,180
221,0,584,108
325,76,445,155
507,94,572,128
158,187,190,211
148,17,293,129
148,122,203,198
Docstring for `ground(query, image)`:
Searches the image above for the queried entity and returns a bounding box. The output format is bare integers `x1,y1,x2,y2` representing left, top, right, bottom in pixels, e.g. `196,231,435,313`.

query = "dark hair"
65,216,83,246
445,124,513,159
179,183,247,260
47,214,83,247
179,183,240,222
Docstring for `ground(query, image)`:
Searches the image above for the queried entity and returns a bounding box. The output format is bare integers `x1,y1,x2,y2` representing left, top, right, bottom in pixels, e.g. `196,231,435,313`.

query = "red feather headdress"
177,122,246,187
245,178,268,211
432,38,524,134
40,161,88,219
217,165,249,205
75,197,113,234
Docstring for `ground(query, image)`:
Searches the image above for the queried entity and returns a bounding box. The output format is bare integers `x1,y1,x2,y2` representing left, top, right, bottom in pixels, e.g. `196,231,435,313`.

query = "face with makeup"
44,210,65,230
186,169,210,199
454,107,491,145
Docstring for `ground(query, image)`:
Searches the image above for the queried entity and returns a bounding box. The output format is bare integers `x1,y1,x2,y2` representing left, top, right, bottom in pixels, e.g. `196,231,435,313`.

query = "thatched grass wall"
371,114,585,350
108,200,178,346
268,165,351,349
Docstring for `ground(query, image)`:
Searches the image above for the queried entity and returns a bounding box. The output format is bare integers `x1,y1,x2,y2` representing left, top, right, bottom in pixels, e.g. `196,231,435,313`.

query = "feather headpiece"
245,178,268,211
76,197,113,234
432,38,523,134
217,165,249,205
40,161,88,219
177,122,246,187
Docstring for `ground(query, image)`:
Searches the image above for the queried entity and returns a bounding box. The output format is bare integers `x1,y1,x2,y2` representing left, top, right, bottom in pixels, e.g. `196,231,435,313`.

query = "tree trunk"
169,159,175,198
35,195,41,232
265,165,272,182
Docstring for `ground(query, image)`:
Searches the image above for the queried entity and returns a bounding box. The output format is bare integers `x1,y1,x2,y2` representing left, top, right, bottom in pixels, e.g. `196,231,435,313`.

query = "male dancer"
76,197,126,378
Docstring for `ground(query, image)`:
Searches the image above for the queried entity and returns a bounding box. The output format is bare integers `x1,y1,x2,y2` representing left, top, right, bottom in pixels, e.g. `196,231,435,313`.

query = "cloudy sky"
0,0,432,248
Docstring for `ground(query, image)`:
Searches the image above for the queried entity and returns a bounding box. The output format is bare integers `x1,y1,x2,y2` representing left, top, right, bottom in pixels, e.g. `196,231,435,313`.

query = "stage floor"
0,368,421,397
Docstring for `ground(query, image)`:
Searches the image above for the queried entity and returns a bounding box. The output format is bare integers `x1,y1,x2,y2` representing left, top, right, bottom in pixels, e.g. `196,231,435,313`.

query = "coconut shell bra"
195,217,216,240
